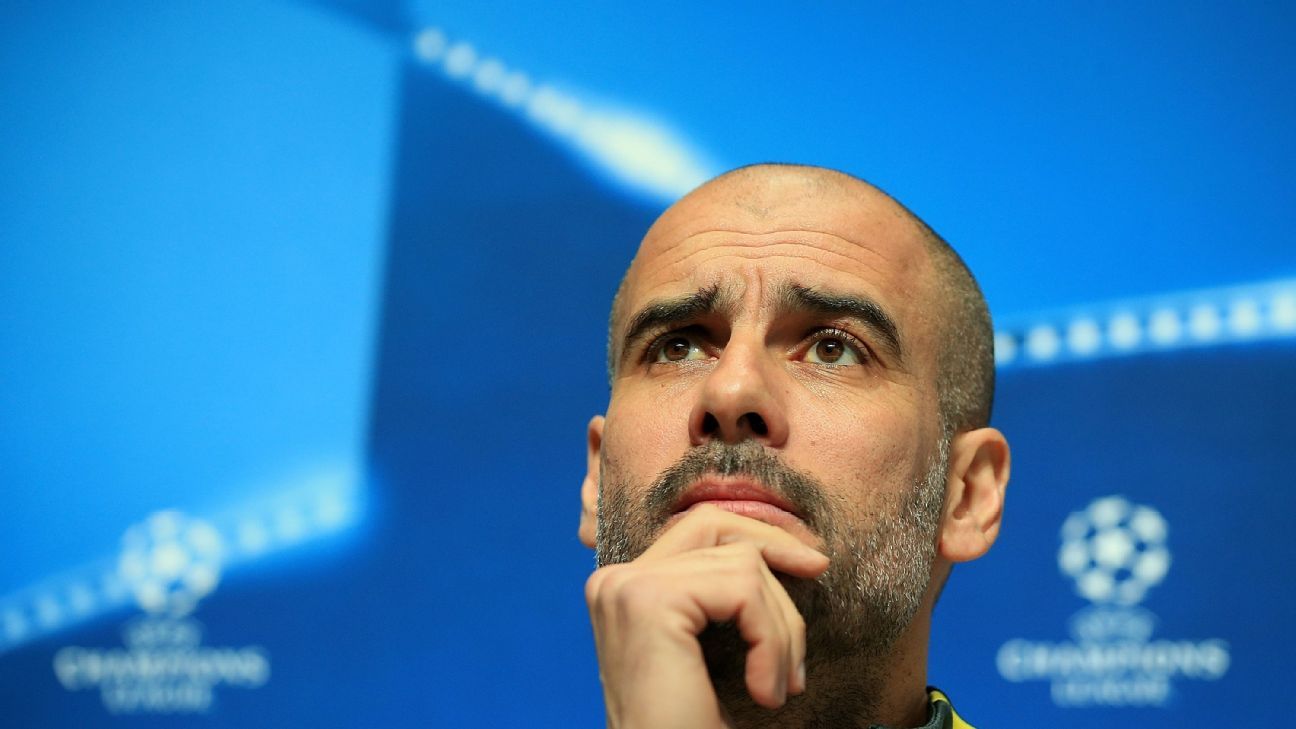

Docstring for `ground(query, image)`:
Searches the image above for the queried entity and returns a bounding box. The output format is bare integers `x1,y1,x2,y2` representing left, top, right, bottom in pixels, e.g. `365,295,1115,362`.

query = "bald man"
578,164,1010,728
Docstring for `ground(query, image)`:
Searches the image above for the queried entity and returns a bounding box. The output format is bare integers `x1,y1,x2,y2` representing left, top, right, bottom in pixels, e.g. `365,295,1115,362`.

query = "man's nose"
688,340,789,447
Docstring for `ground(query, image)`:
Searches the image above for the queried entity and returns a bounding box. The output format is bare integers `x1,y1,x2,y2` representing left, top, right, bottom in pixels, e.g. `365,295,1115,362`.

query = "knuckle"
737,540,765,562
589,565,662,614
584,567,610,604
613,571,661,607
585,564,626,604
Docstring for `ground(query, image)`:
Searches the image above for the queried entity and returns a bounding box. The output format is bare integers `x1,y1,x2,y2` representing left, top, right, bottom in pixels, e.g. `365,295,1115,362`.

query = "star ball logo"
53,511,270,714
996,496,1230,707
1057,496,1170,608
118,511,224,617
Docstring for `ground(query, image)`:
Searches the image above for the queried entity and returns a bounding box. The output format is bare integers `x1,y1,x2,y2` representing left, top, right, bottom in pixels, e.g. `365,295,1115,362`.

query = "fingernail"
797,661,806,691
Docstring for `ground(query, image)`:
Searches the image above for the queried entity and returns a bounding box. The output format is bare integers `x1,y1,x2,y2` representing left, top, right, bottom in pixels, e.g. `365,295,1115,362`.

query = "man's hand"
585,505,830,728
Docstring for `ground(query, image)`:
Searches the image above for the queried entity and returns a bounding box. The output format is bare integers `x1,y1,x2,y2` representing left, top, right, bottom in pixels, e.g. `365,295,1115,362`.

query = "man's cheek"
840,432,916,486
605,412,687,475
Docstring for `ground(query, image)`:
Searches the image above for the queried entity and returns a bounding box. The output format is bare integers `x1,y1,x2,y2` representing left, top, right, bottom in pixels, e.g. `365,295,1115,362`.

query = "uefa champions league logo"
53,511,269,714
1057,496,1170,608
996,495,1229,707
117,511,224,617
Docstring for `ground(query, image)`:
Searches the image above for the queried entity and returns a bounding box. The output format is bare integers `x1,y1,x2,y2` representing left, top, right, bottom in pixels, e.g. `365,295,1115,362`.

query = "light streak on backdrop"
0,464,365,654
410,26,717,203
995,278,1296,367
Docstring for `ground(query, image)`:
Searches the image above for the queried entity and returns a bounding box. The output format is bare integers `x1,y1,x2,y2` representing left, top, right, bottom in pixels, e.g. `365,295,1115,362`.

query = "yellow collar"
927,688,974,729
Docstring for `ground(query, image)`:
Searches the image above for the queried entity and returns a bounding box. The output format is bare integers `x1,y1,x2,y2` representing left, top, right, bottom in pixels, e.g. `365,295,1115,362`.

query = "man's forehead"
619,172,934,326
629,229,912,300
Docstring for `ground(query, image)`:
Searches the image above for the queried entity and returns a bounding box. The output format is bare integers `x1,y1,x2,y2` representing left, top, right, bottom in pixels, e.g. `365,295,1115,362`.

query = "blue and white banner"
2,2,1292,726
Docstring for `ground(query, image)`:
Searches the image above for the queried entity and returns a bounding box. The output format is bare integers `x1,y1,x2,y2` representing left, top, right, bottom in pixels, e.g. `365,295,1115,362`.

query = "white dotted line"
1024,325,1061,361
995,283,1296,366
230,487,358,558
1066,318,1102,356
410,26,713,200
0,481,361,653
0,569,130,649
413,28,546,118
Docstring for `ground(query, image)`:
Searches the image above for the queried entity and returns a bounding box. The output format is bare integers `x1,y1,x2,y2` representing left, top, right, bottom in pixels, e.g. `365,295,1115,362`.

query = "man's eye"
652,334,706,363
803,334,863,365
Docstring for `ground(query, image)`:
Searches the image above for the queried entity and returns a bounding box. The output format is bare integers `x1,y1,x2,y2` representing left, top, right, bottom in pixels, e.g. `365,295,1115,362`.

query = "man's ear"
938,427,1010,563
578,415,604,549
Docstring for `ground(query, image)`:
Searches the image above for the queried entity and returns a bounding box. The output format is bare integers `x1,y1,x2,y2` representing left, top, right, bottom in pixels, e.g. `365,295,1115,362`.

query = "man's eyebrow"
779,283,905,361
621,284,729,357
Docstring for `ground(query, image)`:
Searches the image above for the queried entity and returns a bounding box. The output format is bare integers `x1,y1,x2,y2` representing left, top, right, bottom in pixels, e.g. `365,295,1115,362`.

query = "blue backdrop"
2,1,1293,725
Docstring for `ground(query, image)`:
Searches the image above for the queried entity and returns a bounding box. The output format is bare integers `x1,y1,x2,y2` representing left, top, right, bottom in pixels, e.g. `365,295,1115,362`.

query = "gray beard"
595,438,949,727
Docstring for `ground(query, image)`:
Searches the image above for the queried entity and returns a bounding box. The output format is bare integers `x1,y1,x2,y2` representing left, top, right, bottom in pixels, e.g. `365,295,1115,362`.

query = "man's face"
593,170,951,665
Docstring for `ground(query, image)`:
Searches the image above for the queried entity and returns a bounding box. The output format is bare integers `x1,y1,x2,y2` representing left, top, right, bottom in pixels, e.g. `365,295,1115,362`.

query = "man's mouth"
671,477,805,528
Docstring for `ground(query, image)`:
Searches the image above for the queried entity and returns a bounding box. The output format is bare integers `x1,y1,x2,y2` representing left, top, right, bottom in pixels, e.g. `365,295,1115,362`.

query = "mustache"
642,440,828,531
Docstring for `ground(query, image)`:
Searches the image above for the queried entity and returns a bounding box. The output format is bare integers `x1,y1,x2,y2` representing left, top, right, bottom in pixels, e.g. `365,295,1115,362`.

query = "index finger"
641,504,829,578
